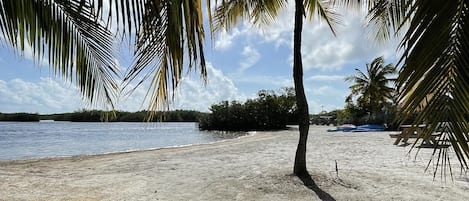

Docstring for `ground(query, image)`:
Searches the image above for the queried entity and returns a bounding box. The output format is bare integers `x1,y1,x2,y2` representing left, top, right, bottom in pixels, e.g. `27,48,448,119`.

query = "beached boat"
327,124,356,132
39,119,55,123
351,124,386,132
327,124,385,132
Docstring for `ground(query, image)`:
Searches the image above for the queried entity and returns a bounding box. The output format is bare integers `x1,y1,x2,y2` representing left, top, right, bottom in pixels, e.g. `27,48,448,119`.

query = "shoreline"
0,130,256,165
0,121,251,162
1,126,468,200
0,130,259,166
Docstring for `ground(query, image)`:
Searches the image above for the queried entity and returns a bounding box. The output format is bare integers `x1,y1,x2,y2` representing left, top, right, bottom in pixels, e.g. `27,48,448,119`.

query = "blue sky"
0,3,399,114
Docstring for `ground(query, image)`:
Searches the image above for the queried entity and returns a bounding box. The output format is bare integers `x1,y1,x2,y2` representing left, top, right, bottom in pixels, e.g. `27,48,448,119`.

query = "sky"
0,3,400,114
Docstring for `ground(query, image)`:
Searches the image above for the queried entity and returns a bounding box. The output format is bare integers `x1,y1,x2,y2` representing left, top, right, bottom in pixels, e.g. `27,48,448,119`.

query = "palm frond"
304,0,341,36
365,0,408,42
213,0,288,32
397,0,469,172
0,0,119,109
121,0,209,115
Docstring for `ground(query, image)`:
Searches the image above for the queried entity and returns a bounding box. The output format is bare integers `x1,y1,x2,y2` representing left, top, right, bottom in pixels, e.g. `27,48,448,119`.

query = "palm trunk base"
293,123,309,176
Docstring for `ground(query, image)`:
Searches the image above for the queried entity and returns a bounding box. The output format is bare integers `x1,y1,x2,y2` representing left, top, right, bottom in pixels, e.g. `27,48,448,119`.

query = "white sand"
1,126,468,201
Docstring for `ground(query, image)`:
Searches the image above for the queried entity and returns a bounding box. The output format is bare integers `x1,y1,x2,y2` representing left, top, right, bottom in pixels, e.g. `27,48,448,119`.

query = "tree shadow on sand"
297,172,336,201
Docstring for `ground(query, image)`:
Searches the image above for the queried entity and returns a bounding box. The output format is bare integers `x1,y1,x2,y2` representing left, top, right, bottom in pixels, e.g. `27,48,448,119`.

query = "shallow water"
0,122,245,161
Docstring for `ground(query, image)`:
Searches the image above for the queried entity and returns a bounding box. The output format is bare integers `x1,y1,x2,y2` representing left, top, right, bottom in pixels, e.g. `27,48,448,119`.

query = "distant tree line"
199,88,299,131
0,113,40,121
0,110,205,122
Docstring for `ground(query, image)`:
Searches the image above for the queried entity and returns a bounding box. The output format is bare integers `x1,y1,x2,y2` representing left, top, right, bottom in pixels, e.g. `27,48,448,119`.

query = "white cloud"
226,3,400,72
213,3,294,50
0,78,82,114
214,29,241,50
308,85,348,97
308,75,345,81
311,85,333,96
299,13,399,71
239,46,260,72
306,85,348,114
120,63,246,112
0,64,246,114
230,74,293,87
247,3,294,47
172,63,246,112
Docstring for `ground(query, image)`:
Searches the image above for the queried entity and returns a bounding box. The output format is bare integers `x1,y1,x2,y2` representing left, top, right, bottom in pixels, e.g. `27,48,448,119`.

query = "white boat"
39,120,55,123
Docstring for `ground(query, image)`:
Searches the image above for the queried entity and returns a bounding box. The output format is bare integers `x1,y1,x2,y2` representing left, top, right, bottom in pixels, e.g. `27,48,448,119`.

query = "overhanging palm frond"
332,0,407,42
397,0,469,173
304,0,341,36
213,0,288,32
0,0,119,109
365,0,407,42
121,0,209,115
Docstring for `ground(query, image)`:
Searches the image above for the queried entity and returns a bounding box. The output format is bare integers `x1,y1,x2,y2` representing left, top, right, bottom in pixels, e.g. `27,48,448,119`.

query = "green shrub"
199,88,298,131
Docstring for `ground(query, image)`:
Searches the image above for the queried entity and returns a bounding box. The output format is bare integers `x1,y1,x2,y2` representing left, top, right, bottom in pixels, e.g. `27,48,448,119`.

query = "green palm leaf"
213,0,287,32
339,0,469,175
0,0,119,109
111,0,210,117
397,0,469,174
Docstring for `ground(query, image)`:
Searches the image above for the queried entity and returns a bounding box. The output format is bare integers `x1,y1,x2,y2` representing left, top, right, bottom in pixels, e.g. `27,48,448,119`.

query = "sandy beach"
1,126,468,200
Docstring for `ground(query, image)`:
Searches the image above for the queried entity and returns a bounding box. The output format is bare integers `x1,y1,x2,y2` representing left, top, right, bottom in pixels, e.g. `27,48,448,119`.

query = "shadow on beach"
297,172,336,201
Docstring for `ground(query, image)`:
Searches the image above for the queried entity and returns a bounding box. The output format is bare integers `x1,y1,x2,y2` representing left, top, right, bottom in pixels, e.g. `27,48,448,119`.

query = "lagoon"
0,122,243,161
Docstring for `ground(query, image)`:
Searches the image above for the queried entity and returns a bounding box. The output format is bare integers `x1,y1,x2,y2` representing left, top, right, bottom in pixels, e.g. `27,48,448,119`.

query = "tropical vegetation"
199,88,298,131
0,113,40,122
343,56,397,125
337,0,469,173
1,0,468,177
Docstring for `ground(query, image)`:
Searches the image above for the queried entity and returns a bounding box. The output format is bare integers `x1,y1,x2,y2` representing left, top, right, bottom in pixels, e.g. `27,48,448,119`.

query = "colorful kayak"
327,124,385,132
351,124,386,132
327,124,356,132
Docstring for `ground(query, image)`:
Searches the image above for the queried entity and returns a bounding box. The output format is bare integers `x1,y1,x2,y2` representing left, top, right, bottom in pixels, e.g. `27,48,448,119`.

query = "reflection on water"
0,122,246,161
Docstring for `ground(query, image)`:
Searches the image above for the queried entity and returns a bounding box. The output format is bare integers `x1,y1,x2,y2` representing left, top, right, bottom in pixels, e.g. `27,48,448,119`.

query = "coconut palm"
345,56,396,122
212,0,338,176
338,0,469,173
0,0,119,109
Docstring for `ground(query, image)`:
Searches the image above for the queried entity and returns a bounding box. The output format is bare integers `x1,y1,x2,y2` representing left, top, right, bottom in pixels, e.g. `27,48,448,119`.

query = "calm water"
0,122,245,161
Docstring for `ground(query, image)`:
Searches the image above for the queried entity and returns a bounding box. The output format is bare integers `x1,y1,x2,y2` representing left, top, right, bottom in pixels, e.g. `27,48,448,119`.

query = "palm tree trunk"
293,0,310,176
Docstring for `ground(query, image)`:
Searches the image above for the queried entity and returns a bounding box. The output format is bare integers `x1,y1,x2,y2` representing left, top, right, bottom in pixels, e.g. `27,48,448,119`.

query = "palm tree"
345,56,396,122
338,0,469,173
0,0,119,109
8,0,467,177
213,0,338,176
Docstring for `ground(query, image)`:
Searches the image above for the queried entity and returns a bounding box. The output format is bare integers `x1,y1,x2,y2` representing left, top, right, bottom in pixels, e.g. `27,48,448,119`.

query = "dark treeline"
0,113,40,121
199,88,299,131
1,110,205,122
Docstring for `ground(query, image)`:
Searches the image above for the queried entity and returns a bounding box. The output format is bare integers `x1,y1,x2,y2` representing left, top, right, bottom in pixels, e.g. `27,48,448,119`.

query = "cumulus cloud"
172,63,246,112
214,29,241,51
239,46,260,72
230,74,293,87
0,78,82,114
306,85,348,113
308,75,345,81
226,2,399,72
299,13,399,71
0,63,245,114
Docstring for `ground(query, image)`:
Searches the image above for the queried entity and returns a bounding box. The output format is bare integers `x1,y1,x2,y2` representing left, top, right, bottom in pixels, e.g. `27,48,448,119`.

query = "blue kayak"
327,124,356,132
351,124,386,132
